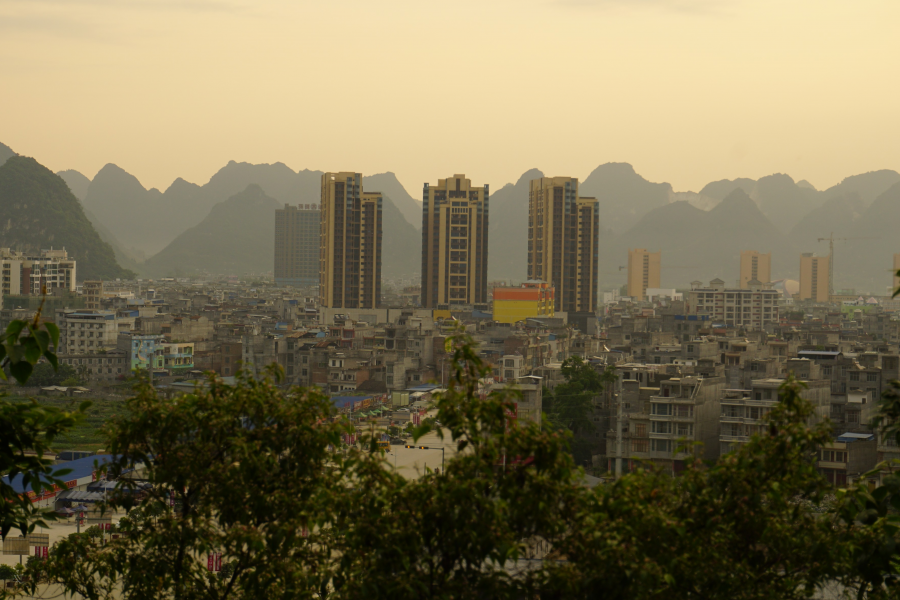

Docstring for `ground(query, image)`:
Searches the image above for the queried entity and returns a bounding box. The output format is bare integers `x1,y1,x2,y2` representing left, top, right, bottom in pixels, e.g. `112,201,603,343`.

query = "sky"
2,0,899,196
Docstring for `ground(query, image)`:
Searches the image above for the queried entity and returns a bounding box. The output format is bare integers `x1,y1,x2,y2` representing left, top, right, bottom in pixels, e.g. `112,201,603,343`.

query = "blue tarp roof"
331,396,373,408
836,432,875,443
407,384,440,392
2,454,115,494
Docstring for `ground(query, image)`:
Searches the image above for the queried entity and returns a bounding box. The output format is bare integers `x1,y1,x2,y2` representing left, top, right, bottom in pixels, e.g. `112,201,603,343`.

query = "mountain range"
2,138,898,292
0,154,133,281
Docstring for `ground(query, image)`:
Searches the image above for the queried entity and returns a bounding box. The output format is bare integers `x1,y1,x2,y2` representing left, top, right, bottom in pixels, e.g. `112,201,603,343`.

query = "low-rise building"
57,310,119,354
817,432,878,487
687,279,780,330
492,281,555,324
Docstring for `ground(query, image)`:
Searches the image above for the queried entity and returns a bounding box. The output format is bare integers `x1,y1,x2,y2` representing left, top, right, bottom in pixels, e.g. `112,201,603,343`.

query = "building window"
821,450,847,463
651,403,672,416
651,439,670,452
651,421,671,434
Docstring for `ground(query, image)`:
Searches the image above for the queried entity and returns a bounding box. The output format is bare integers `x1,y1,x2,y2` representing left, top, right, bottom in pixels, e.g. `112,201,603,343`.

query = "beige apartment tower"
799,253,830,302
626,248,661,301
319,173,382,309
526,177,599,314
421,175,489,308
275,203,320,286
739,251,771,289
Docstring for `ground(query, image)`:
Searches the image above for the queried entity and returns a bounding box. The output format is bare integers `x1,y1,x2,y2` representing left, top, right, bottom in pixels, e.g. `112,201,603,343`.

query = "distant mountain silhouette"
57,169,91,201
364,172,421,230
699,178,756,201
789,193,866,250
838,182,900,293
820,170,900,206
142,185,280,277
579,163,672,233
0,142,15,167
81,161,421,278
0,156,133,280
598,189,796,288
488,168,542,281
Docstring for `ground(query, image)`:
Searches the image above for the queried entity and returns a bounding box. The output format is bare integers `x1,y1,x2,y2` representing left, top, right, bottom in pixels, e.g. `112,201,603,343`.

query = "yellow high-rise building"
526,177,599,314
739,250,771,289
319,172,382,309
421,174,489,308
799,253,829,302
626,248,661,301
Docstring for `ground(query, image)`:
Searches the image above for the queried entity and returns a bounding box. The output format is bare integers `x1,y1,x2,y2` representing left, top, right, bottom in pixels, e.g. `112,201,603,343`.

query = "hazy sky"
3,0,899,197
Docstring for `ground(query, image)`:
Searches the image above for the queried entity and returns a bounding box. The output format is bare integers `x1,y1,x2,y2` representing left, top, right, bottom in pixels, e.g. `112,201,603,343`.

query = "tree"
28,333,900,599
0,304,85,542
43,367,348,599
22,361,78,387
545,377,870,599
543,357,617,464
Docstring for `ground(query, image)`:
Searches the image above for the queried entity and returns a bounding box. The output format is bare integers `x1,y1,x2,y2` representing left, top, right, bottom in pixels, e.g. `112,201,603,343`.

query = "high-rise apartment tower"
799,253,830,302
275,203,320,287
319,173,382,309
421,174,489,308
739,250,772,289
626,248,661,301
526,177,599,314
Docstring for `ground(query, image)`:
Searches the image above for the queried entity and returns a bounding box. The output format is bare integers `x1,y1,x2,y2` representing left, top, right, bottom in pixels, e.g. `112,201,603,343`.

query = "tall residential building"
893,253,900,293
526,177,599,314
0,248,76,297
319,173,382,309
799,253,830,302
739,250,771,289
275,203,320,287
626,248,661,301
421,174,489,308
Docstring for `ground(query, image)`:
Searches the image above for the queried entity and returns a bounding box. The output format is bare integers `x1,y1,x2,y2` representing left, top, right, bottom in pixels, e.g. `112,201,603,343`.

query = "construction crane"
817,232,878,297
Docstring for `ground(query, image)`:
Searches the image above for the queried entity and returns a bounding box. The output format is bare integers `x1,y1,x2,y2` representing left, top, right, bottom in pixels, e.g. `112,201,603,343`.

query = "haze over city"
3,0,899,195
3,1,900,598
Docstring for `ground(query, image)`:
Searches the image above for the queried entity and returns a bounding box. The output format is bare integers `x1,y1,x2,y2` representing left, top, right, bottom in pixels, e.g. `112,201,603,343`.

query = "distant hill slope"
364,172,421,230
142,185,280,277
821,170,900,206
580,163,672,233
85,161,421,279
0,156,134,281
0,142,15,167
56,169,91,201
488,168,542,282
598,189,798,289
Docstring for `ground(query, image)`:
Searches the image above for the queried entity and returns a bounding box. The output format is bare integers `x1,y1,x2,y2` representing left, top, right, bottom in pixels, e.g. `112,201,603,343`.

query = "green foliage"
0,156,135,280
543,358,617,464
0,313,86,542
0,564,16,580
43,369,346,599
23,362,78,387
547,377,863,599
20,335,900,599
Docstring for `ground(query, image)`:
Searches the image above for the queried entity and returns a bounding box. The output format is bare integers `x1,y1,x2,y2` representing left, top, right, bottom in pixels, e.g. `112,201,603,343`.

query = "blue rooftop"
2,454,115,494
407,384,441,392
